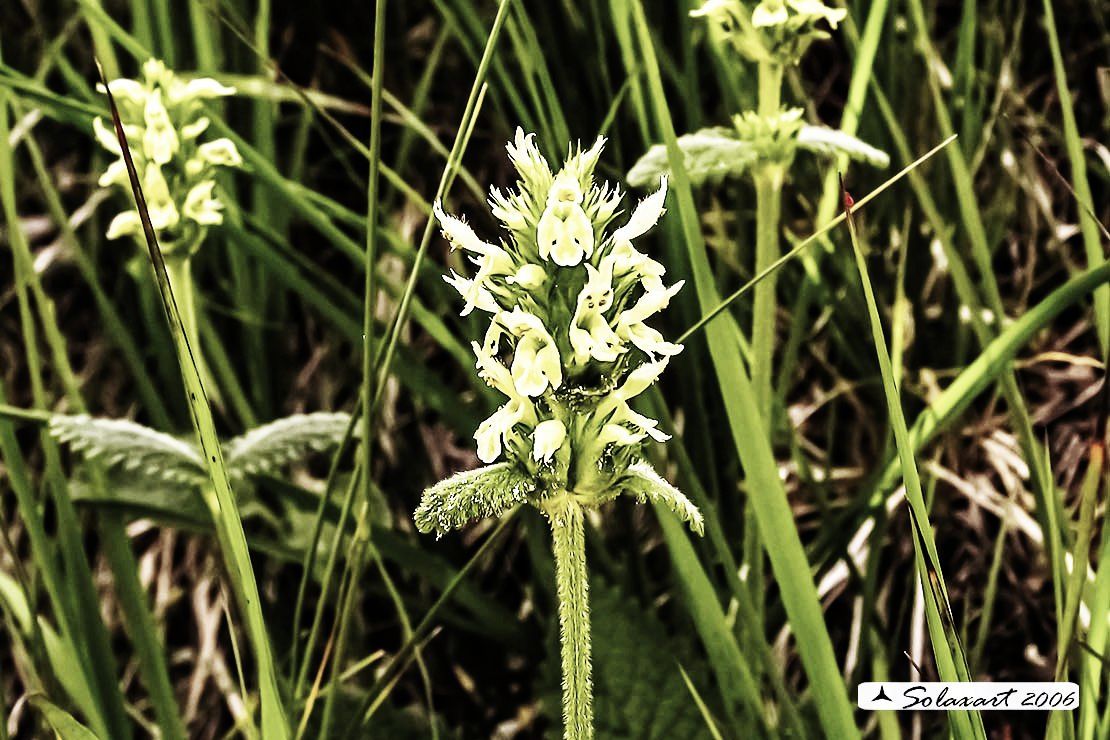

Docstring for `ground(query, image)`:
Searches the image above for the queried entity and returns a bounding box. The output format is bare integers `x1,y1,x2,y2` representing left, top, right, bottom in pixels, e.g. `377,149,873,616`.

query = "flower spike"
94,59,241,257
416,132,700,740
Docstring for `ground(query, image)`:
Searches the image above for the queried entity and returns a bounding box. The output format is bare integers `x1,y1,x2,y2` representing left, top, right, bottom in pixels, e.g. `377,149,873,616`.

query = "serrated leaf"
49,414,206,486
414,463,534,537
620,462,704,536
627,128,756,187
797,125,890,168
223,412,352,480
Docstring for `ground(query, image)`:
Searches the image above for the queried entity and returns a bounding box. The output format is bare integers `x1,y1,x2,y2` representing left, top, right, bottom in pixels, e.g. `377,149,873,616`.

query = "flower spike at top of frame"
627,1,889,189
94,59,241,256
416,129,702,739
691,0,846,64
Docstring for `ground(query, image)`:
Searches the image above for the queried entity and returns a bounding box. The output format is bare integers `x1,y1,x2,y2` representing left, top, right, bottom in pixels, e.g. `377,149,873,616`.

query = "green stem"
751,60,782,427
752,166,783,427
749,58,784,647
164,254,221,406
756,61,782,120
128,0,153,50
150,0,175,65
318,1,389,734
546,494,593,740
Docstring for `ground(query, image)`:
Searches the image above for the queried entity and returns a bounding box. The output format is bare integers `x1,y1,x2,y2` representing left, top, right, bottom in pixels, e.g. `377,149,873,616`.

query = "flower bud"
508,264,547,289
532,419,567,462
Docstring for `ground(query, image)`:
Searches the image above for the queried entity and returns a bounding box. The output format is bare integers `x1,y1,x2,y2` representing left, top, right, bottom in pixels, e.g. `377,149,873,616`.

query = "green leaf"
49,415,206,486
28,695,101,740
68,477,208,523
796,125,890,167
414,463,535,537
620,462,704,536
0,573,100,727
53,412,352,493
224,412,352,480
627,128,756,187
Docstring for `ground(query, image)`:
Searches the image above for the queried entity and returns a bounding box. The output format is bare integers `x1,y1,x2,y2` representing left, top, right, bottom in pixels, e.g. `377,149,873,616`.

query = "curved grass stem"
164,256,197,348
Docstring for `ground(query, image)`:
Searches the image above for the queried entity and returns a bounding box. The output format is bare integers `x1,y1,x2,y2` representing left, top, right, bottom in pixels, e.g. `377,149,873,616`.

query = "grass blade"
1038,0,1108,358
655,506,767,731
1049,442,1102,739
28,695,100,740
348,511,519,735
318,0,390,734
1,66,132,740
868,81,1070,629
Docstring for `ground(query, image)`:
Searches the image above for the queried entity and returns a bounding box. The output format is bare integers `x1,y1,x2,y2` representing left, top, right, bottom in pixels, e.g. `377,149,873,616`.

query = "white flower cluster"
748,0,845,29
95,59,242,253
691,0,846,62
435,130,684,497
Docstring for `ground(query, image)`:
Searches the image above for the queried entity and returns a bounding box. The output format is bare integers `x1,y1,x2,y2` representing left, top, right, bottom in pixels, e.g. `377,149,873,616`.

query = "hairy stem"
752,166,783,428
546,494,593,740
752,60,783,428
748,59,785,636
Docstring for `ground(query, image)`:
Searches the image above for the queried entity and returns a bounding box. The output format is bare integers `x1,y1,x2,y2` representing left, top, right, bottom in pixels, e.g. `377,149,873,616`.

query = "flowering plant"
691,0,846,64
415,130,702,739
95,59,241,256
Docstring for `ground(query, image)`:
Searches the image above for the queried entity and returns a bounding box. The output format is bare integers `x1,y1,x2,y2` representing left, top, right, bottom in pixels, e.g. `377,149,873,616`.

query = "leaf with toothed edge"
627,128,757,188
224,412,353,480
797,125,891,168
414,463,535,537
49,414,207,486
627,124,890,190
51,411,352,497
620,461,704,536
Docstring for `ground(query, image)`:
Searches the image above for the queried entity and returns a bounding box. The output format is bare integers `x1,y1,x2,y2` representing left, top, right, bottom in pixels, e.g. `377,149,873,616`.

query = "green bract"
417,129,701,527
94,59,241,256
